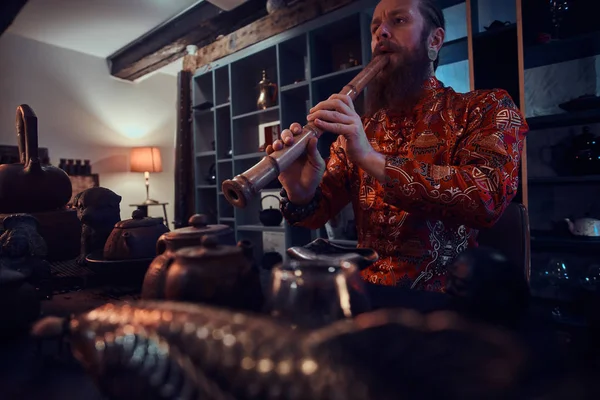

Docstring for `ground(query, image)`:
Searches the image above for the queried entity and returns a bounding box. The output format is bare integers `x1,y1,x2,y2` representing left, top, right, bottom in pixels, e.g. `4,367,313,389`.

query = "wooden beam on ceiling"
192,0,360,69
107,0,268,81
0,0,29,37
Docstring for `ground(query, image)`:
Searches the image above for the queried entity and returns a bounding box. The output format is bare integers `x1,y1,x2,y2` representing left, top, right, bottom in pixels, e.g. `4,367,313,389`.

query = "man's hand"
307,94,386,181
266,123,325,205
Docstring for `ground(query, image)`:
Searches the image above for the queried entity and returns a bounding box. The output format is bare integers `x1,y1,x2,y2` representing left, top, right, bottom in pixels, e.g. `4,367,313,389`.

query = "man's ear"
429,27,445,52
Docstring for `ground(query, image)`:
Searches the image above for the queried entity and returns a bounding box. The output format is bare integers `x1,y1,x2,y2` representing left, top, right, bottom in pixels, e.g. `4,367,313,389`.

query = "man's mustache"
373,41,403,57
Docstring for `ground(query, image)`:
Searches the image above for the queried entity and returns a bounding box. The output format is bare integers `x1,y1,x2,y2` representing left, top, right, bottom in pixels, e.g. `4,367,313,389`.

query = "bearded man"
268,0,529,292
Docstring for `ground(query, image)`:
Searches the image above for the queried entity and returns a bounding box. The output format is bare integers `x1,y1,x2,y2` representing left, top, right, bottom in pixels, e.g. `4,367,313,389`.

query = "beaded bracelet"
279,187,323,224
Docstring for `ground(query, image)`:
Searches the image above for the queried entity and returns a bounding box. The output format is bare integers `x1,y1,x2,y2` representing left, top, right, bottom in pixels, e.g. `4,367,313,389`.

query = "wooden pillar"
173,69,194,228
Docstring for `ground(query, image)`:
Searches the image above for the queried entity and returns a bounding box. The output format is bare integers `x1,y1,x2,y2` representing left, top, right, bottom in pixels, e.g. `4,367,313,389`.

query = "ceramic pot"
141,214,235,299
103,209,169,260
0,105,72,213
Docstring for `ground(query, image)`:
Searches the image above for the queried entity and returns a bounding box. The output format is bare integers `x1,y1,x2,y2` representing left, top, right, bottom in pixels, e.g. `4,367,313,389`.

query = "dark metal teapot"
141,214,235,299
103,209,169,260
0,105,72,213
259,194,283,226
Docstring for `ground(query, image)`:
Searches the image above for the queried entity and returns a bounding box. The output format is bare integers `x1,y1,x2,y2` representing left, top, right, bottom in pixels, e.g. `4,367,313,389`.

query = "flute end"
222,175,252,209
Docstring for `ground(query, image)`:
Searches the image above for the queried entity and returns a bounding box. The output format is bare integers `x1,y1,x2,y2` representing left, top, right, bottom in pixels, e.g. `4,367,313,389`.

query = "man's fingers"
265,144,274,154
307,109,354,125
313,118,353,136
281,129,295,146
271,140,284,151
290,122,302,135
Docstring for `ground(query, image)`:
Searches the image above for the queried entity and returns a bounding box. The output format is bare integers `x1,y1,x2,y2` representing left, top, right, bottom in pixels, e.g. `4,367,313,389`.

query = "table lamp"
130,147,163,204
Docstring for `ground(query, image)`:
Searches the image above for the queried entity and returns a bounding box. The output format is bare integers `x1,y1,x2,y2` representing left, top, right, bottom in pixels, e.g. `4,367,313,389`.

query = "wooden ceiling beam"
191,0,360,69
0,0,29,37
107,0,268,81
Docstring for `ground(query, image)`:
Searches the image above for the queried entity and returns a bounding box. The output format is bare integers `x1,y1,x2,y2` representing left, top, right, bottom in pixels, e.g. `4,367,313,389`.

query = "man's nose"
376,23,391,40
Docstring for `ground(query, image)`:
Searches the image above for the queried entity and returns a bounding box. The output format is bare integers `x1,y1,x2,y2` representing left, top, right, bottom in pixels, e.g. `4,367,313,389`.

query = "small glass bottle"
66,159,74,175
83,159,91,175
74,159,82,175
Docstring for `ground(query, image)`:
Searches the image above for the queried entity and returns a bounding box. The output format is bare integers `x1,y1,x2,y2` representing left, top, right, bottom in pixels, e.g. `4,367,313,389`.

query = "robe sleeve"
381,89,528,229
281,136,352,229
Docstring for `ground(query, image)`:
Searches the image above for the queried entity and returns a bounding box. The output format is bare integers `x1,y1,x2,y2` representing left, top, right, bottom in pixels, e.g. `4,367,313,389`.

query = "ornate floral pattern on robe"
281,77,528,292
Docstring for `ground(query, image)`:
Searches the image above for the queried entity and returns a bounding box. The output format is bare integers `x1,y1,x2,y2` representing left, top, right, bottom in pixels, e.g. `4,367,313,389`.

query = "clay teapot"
141,214,235,298
0,105,72,213
103,209,170,260
145,233,264,312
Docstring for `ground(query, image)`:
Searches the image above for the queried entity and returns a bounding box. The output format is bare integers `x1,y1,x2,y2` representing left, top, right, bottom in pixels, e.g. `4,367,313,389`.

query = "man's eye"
394,17,406,24
371,25,379,33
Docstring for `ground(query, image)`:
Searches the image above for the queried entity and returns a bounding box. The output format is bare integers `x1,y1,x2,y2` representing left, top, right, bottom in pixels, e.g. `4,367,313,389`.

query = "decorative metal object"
32,301,527,400
256,70,278,110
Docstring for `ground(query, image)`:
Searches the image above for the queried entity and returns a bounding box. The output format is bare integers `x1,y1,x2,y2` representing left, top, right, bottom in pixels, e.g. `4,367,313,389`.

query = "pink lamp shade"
130,147,163,173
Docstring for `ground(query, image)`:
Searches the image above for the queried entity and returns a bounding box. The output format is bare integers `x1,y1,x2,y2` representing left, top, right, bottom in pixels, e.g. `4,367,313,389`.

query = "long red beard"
364,42,432,118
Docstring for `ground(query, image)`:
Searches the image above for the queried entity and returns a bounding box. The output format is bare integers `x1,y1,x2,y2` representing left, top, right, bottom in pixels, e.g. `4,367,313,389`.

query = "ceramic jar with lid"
141,214,235,299
103,209,169,260
144,231,264,312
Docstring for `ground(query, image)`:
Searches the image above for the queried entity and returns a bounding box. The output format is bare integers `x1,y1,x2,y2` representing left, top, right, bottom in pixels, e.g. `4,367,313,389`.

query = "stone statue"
73,187,122,265
0,213,52,299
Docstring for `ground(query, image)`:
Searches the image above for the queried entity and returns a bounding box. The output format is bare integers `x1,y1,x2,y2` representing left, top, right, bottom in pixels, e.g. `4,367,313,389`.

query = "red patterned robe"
282,77,529,292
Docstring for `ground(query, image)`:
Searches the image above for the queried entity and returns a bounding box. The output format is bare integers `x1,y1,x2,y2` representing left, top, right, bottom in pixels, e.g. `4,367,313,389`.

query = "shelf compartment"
195,187,217,224
193,111,215,153
195,157,217,187
309,13,363,79
218,193,235,219
439,37,468,66
216,161,233,189
231,46,278,117
278,33,309,87
192,71,214,109
527,109,600,130
214,66,230,106
232,108,280,156
525,30,600,70
280,82,310,130
215,105,232,160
